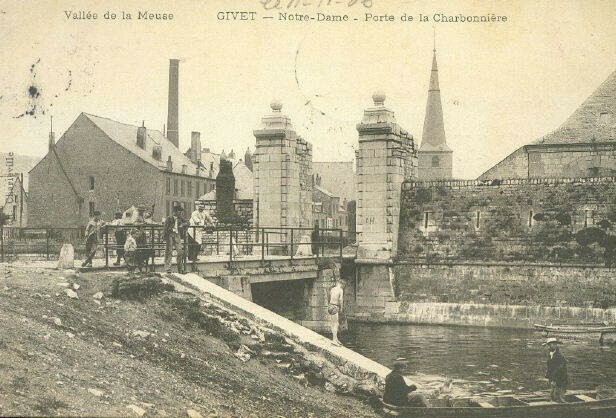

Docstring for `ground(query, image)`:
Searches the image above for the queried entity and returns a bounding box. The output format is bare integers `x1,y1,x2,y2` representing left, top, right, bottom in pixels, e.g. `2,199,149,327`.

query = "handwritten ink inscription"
260,0,373,11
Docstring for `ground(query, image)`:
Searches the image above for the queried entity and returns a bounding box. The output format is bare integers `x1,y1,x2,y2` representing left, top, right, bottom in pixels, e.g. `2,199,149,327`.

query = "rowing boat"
380,391,616,417
533,323,616,343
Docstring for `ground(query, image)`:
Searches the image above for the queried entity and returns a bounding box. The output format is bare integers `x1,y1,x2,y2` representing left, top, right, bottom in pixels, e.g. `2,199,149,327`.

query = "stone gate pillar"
355,93,416,260
253,101,313,249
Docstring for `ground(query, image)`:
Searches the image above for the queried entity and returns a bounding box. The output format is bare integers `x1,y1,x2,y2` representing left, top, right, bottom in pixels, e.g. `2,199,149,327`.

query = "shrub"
576,227,606,246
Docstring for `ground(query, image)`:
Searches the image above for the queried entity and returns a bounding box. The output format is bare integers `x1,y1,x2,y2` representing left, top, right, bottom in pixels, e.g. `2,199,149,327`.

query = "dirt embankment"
0,264,382,418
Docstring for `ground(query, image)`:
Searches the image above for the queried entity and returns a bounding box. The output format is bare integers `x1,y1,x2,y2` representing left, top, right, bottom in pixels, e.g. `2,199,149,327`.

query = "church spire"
420,46,450,152
417,37,453,180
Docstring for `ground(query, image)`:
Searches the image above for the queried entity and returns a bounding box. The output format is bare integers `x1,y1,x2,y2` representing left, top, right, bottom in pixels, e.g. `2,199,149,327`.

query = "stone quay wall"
348,262,616,328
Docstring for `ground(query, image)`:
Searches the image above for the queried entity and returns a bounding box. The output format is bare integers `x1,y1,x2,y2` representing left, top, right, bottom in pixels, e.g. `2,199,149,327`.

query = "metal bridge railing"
99,224,345,272
1,224,345,270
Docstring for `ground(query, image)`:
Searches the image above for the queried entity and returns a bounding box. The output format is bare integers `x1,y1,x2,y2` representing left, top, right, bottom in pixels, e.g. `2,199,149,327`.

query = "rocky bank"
0,264,382,417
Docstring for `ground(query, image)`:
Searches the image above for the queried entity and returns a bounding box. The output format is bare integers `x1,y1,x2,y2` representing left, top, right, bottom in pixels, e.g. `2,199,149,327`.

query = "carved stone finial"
372,92,386,106
270,99,283,112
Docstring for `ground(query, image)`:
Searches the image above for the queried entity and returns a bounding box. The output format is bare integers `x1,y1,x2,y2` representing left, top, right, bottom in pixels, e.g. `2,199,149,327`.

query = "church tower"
418,45,453,180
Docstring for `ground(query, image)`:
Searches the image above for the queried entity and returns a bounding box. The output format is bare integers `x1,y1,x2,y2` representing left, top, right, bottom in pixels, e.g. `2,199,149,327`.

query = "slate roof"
532,69,616,145
83,113,203,176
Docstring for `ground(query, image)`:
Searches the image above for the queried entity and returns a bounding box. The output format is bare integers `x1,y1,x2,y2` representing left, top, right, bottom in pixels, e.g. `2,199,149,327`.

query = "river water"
341,322,616,396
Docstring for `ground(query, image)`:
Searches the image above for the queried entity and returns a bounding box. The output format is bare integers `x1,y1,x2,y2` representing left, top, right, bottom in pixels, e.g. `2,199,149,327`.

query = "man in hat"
163,205,188,273
81,211,106,268
543,337,568,403
110,212,126,266
383,359,429,407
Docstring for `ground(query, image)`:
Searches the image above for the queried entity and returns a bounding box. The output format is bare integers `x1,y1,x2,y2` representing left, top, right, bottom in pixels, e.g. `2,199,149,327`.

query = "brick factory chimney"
167,59,180,148
190,131,202,164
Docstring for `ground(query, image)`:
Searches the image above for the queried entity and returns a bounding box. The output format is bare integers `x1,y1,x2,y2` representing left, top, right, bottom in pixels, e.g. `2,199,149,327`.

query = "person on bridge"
187,204,214,270
124,229,137,274
543,337,568,403
81,211,106,268
383,359,429,407
328,267,344,345
110,212,126,266
164,205,189,273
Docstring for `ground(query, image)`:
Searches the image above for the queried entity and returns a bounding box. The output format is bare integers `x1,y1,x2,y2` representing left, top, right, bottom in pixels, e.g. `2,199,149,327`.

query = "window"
599,112,611,126
431,156,440,168
195,182,200,198
173,179,178,196
188,181,192,197
89,202,95,216
584,210,594,228
528,210,534,228
89,176,95,190
166,200,170,217
181,180,185,197
166,178,171,194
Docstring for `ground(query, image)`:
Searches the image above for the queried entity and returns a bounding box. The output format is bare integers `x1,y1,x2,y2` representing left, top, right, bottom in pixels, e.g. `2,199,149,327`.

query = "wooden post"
216,229,220,255
104,228,109,268
261,227,265,261
150,225,155,272
290,228,294,260
229,226,233,268
45,229,50,260
339,229,343,264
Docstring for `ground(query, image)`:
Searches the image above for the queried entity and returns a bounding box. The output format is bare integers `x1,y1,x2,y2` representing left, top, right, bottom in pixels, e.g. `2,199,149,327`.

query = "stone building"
312,161,355,202
28,113,215,227
418,48,453,180
27,59,217,227
479,69,616,180
312,180,347,233
252,101,313,239
355,93,417,260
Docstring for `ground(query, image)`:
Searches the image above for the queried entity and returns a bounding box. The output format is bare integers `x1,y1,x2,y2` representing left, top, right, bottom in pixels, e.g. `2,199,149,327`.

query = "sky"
1,0,615,179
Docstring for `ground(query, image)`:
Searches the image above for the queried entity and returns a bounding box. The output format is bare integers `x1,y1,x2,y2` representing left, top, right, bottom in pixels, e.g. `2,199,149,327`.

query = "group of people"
162,204,215,273
80,204,215,273
381,336,570,408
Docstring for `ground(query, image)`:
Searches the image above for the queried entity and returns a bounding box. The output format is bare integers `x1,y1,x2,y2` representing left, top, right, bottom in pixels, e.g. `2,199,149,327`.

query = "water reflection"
342,322,616,395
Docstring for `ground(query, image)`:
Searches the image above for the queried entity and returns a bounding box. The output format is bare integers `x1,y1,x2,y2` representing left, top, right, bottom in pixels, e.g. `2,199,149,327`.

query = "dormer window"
599,112,611,126
152,145,162,160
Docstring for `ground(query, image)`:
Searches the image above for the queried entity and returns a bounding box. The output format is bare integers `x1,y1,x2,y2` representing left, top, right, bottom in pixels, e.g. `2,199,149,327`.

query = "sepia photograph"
1,0,616,416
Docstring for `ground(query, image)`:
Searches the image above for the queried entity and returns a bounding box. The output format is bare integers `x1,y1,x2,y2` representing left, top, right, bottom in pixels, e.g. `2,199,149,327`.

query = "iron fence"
0,224,345,270
0,226,85,262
